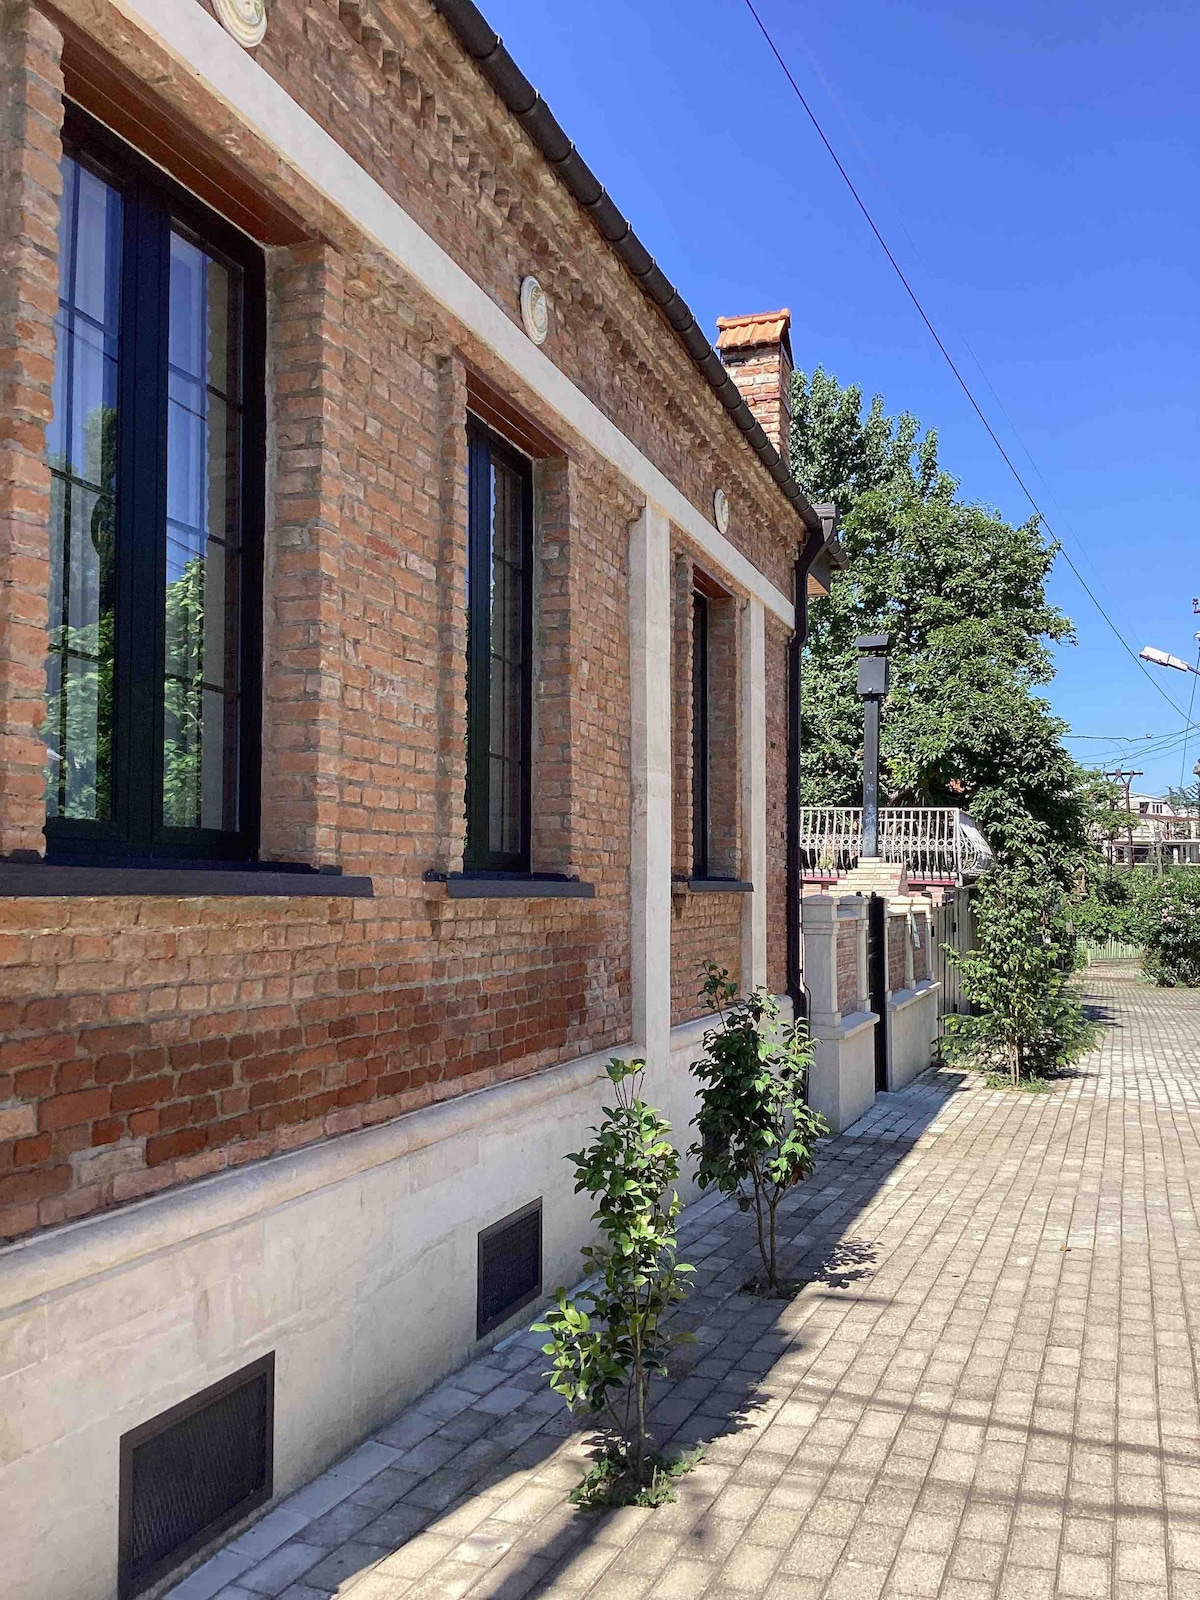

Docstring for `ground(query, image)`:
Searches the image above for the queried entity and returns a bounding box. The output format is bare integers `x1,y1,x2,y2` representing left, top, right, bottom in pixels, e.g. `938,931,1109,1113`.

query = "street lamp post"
1139,645,1200,676
1140,639,1200,871
856,635,890,860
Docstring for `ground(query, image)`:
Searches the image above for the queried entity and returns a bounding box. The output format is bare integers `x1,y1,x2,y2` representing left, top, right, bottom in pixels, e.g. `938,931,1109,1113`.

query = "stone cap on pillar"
834,859,909,898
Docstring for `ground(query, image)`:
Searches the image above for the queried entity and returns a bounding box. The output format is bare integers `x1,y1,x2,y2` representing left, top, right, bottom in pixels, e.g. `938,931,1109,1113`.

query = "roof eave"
430,0,821,539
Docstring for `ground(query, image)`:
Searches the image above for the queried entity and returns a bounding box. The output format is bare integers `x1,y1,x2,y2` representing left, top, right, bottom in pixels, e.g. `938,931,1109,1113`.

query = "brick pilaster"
262,242,348,867
0,1,63,859
534,453,576,874
433,351,468,872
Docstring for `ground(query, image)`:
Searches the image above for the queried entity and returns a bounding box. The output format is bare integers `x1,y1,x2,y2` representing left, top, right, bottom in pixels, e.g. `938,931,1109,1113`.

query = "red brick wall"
0,0,805,1241
671,892,742,1027
836,920,860,1015
888,916,907,995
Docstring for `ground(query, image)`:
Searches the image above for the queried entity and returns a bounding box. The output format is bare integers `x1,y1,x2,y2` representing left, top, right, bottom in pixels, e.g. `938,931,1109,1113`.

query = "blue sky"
480,0,1200,796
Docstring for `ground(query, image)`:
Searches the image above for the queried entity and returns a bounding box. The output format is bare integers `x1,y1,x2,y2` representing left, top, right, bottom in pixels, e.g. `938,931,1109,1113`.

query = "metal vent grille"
478,1199,542,1338
118,1354,274,1599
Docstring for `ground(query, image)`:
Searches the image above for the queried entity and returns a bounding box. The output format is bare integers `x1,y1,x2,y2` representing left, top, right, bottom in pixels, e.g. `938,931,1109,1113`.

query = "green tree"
791,368,1092,881
1139,872,1200,986
162,554,209,827
791,370,1102,1080
534,1059,697,1504
941,871,1100,1083
689,966,826,1296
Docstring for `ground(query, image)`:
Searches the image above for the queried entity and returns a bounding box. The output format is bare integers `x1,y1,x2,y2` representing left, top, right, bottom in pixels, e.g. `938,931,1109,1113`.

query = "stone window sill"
424,872,595,900
672,877,754,895
0,862,374,898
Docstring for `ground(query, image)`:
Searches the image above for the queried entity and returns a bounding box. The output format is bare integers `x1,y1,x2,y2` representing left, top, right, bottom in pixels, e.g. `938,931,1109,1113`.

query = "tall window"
692,591,711,878
45,109,263,861
465,419,533,871
691,585,738,880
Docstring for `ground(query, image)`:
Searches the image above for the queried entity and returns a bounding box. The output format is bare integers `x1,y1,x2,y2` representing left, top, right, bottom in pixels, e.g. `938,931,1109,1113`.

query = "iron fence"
798,807,993,882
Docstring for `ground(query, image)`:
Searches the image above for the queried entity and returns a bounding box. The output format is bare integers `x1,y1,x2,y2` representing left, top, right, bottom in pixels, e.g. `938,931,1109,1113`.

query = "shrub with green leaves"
689,966,827,1296
533,1059,695,1502
1140,872,1200,987
943,869,1100,1084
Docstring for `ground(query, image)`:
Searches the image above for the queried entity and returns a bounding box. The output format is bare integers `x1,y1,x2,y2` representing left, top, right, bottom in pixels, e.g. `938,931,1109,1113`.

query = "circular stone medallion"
213,0,267,48
520,276,549,346
713,487,731,534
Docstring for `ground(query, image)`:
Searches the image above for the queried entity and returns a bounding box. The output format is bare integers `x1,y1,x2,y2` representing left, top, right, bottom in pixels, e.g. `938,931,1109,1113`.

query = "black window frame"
692,590,710,879
45,103,265,866
465,415,534,873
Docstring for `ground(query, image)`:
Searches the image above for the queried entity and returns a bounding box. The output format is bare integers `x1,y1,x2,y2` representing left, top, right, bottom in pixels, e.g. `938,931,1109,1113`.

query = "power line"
1084,725,1195,764
762,20,1146,656
742,0,1200,736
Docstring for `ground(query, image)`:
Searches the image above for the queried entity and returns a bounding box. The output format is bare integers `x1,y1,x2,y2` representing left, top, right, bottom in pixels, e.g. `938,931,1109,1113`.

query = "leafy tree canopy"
791,367,1097,880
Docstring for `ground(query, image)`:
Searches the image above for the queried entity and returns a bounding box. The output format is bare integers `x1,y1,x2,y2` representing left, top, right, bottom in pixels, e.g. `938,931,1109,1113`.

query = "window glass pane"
692,593,710,874
162,233,242,831
44,155,120,821
488,456,525,859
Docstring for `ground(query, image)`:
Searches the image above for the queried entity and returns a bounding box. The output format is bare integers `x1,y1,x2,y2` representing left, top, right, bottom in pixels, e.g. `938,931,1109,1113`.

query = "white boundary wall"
887,982,941,1092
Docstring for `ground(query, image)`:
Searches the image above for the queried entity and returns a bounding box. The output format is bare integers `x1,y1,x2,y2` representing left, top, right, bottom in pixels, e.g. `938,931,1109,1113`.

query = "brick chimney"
715,309,793,456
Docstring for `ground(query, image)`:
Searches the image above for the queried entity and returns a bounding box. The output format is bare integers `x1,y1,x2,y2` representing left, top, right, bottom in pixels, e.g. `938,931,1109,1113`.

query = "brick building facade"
0,2,836,1595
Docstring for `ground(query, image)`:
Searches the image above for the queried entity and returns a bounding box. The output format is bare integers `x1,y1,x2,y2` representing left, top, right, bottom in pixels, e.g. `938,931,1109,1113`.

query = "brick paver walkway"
173,974,1200,1600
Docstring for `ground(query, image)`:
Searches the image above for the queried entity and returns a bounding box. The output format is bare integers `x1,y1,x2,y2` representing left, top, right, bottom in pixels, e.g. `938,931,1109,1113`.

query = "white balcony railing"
798,806,993,882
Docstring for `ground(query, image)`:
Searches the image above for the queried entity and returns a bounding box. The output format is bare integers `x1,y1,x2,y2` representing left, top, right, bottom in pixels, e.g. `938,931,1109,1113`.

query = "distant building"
1106,792,1200,868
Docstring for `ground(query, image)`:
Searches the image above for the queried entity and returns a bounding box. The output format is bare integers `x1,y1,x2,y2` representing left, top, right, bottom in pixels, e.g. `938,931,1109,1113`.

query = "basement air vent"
478,1199,543,1338
118,1353,275,1599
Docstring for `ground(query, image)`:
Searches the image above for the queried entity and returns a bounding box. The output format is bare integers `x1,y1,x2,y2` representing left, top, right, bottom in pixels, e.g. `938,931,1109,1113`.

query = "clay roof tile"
715,309,792,352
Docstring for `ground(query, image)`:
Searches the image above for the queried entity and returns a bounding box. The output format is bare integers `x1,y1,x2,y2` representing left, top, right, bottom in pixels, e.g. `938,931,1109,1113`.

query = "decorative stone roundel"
520,276,549,346
713,487,730,534
213,0,267,48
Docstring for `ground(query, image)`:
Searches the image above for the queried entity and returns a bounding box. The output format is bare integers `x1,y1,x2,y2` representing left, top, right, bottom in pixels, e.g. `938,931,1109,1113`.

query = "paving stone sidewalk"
170,974,1200,1600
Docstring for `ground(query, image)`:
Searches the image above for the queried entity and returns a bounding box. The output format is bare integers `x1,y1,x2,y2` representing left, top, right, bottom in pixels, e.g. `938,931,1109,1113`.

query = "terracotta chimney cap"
715,309,792,358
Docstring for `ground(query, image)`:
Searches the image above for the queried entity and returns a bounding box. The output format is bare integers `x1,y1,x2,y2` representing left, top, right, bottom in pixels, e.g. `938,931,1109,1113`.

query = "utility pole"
1104,769,1143,871
856,635,890,859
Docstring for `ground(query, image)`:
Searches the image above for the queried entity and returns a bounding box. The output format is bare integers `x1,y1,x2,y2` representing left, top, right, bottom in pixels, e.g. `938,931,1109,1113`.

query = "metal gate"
930,888,972,1048
867,893,889,1091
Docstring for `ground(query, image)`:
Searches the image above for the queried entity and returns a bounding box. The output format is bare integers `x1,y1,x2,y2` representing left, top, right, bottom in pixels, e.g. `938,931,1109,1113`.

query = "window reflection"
44,155,121,821
163,232,242,831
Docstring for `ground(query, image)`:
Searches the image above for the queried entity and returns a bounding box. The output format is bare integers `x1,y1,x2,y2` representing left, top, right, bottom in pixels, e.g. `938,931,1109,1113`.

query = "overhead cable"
742,0,1200,735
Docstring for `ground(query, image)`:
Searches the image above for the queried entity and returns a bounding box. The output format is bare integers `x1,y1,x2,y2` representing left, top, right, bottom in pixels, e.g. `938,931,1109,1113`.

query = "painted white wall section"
887,981,941,1092
106,0,796,628
810,1011,878,1133
629,504,673,1074
740,596,767,989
